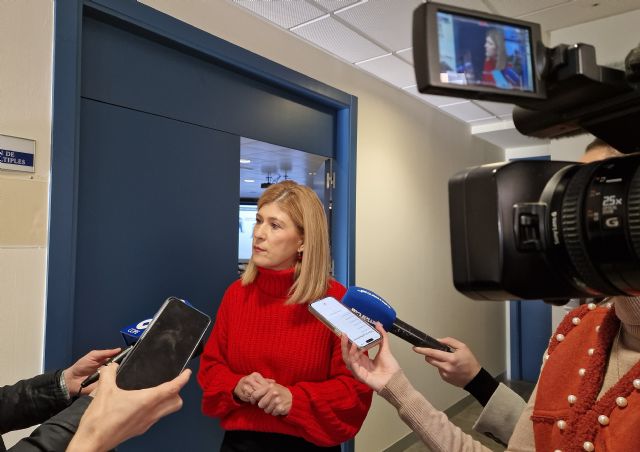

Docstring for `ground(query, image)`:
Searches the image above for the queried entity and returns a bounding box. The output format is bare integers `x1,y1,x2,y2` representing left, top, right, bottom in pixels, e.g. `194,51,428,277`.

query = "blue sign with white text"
0,148,34,171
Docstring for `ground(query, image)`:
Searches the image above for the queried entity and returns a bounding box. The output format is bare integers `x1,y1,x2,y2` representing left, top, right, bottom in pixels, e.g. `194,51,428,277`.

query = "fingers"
424,356,450,372
247,372,269,386
438,337,465,349
86,348,122,364
162,368,191,393
340,334,350,364
249,384,270,404
256,385,289,415
413,347,452,361
99,362,119,386
257,389,274,409
374,322,391,354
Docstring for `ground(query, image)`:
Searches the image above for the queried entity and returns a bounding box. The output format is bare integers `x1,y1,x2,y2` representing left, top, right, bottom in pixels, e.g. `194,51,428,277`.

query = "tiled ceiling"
230,0,640,147
240,137,328,199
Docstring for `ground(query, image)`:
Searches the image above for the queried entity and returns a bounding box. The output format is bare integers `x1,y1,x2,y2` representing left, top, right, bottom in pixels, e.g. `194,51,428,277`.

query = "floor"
402,379,535,452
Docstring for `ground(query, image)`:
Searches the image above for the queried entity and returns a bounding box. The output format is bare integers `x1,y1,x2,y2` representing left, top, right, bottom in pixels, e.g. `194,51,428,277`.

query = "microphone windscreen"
342,286,397,330
120,318,152,346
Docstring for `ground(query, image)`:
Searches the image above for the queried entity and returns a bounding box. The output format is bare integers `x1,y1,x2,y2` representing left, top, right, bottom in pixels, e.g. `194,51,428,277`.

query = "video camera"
412,3,640,302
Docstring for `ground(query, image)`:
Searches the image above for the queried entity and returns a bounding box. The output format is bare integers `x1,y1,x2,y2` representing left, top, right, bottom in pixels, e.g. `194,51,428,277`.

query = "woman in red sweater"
198,181,372,451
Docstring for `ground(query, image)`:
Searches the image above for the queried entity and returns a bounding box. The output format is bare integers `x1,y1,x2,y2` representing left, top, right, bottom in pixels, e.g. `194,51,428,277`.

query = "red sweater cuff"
285,385,311,424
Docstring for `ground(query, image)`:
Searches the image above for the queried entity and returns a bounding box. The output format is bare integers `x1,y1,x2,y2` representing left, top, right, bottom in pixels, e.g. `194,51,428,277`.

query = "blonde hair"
486,28,507,70
241,180,331,304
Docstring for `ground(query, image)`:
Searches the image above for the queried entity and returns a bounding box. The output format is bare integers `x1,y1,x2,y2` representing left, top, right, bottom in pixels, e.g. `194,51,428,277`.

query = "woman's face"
485,36,496,58
252,202,303,271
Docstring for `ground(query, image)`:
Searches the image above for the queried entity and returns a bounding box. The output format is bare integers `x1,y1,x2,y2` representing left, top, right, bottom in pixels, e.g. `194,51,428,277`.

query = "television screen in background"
238,203,257,263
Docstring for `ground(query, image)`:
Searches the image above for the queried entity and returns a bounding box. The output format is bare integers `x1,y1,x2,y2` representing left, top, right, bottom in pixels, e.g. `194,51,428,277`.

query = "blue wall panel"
81,16,335,158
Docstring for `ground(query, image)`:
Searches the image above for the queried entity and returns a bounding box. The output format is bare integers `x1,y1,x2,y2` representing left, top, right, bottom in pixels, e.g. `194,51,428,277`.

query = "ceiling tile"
403,86,469,107
232,0,325,29
485,0,569,18
474,100,514,116
440,101,496,121
335,0,423,51
515,0,640,31
438,0,493,13
292,16,388,63
239,139,327,198
357,55,416,88
312,0,362,13
474,127,548,149
467,117,505,127
396,47,413,65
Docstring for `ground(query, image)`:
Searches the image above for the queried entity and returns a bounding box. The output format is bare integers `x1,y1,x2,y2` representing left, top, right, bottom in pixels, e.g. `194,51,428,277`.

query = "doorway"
49,2,357,451
238,137,333,271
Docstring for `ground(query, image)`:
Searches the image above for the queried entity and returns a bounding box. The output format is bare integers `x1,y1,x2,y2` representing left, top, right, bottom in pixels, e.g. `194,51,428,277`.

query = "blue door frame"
50,1,358,449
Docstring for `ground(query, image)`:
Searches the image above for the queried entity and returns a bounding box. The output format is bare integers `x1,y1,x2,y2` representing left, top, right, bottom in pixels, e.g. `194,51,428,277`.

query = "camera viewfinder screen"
436,11,535,93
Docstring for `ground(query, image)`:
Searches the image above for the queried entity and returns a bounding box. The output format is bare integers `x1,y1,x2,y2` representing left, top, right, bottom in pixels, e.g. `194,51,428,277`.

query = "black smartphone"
116,297,211,390
309,297,382,350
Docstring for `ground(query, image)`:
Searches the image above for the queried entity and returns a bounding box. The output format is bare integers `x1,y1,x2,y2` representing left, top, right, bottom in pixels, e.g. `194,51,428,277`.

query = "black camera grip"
390,318,453,352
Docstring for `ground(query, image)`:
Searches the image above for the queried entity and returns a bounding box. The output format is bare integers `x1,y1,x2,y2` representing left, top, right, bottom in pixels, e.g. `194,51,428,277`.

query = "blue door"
76,98,238,449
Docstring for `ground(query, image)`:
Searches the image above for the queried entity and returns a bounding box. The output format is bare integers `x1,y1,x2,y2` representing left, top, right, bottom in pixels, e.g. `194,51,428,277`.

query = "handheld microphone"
342,286,453,352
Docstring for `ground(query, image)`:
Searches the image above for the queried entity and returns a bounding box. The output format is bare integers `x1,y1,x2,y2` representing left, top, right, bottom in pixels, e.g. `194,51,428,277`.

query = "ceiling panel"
396,47,414,65
292,16,388,63
403,86,470,107
439,0,493,13
440,101,496,122
517,0,640,31
312,0,362,13
239,138,327,198
335,0,422,52
232,0,325,29
357,54,416,88
474,100,514,116
485,0,570,19
467,116,510,126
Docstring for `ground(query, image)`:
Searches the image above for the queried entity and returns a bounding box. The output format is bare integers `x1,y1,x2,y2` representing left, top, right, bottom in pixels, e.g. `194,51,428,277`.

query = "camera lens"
540,154,640,296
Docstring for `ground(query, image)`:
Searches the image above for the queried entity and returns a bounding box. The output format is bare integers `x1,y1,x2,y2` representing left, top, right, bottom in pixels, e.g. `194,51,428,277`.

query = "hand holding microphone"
342,287,453,352
414,337,481,388
65,348,122,397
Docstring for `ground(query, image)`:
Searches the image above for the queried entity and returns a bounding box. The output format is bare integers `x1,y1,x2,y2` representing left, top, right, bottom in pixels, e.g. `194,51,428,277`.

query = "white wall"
0,0,54,446
550,9,640,69
1,1,507,450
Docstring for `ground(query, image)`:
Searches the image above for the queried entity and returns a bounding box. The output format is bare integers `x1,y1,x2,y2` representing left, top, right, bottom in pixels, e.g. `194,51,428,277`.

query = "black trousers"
220,430,342,452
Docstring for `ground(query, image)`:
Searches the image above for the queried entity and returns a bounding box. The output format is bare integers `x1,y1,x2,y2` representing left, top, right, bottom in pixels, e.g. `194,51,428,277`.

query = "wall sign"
0,134,35,173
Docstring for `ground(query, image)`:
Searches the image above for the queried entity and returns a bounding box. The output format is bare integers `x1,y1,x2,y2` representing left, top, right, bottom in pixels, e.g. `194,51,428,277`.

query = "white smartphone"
309,296,382,350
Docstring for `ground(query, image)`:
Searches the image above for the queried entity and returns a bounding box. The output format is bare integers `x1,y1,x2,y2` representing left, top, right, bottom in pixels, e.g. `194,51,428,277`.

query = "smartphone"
116,296,211,390
309,297,382,350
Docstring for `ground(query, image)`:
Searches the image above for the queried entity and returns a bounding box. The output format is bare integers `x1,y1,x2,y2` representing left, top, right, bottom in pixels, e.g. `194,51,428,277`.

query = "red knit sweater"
197,267,373,447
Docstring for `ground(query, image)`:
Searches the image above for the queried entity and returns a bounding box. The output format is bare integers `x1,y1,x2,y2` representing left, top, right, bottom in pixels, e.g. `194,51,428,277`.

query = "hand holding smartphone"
309,297,382,350
116,297,211,390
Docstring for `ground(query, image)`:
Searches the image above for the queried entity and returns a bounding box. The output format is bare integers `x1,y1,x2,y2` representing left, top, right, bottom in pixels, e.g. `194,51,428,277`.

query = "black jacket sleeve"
6,397,91,452
463,367,500,407
0,371,71,435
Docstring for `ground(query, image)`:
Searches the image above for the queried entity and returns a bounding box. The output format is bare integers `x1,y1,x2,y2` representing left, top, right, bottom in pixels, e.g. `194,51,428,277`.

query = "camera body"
450,155,640,301
413,3,640,301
